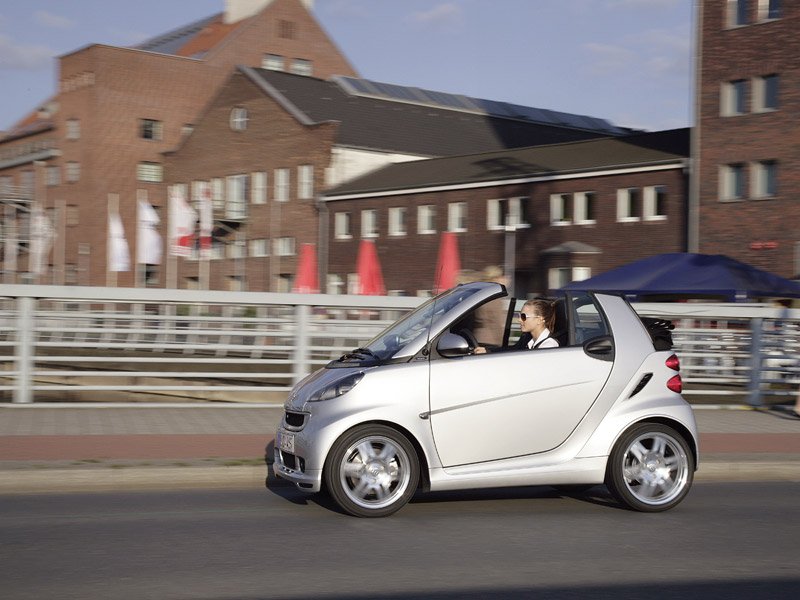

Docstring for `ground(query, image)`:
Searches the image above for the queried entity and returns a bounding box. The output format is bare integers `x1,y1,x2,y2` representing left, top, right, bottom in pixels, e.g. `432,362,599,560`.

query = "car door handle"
583,336,614,361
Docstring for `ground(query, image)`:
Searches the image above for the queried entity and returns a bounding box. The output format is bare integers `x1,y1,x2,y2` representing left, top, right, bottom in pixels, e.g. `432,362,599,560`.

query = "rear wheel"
606,423,694,512
324,425,419,518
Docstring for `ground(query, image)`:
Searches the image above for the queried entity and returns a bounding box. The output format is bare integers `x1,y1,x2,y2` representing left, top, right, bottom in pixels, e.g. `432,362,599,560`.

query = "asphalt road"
1,482,798,600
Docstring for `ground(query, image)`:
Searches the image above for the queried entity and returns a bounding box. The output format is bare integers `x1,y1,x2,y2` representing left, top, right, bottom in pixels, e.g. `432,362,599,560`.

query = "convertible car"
274,282,697,517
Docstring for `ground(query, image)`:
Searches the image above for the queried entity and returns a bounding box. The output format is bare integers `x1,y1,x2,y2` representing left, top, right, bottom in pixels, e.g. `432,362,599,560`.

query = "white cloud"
411,3,463,27
0,34,54,70
34,9,76,29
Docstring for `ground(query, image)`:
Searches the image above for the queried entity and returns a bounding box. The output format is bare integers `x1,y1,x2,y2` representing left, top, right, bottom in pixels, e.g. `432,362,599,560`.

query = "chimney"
224,0,314,24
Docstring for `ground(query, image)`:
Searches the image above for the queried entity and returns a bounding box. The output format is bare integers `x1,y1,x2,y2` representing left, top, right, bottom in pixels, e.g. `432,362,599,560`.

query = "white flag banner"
198,182,213,259
29,204,54,276
137,199,163,265
108,211,130,272
169,186,197,257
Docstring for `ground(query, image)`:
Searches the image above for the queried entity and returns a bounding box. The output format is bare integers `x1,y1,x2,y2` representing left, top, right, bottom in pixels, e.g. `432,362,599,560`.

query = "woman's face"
519,308,541,334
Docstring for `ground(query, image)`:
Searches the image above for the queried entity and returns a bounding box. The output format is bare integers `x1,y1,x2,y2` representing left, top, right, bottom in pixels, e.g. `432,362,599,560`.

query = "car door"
428,292,614,467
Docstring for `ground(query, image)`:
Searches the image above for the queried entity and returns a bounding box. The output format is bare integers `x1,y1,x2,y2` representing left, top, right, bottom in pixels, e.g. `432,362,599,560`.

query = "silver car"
274,282,697,517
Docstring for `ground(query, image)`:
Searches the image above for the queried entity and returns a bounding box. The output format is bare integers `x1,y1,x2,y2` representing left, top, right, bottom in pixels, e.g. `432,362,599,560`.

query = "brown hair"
523,299,556,332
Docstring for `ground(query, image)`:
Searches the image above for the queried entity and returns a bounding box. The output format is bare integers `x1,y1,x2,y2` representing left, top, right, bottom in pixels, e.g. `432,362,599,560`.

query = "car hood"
284,366,367,412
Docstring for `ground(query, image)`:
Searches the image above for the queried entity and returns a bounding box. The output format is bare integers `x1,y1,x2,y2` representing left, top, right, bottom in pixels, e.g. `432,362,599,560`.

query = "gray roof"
135,13,220,56
323,128,690,199
243,68,619,157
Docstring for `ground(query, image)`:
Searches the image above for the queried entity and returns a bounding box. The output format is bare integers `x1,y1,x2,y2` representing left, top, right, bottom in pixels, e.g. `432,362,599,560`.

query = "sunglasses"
518,312,540,322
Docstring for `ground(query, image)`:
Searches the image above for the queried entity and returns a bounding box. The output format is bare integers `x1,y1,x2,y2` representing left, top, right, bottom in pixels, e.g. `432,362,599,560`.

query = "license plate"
278,430,295,454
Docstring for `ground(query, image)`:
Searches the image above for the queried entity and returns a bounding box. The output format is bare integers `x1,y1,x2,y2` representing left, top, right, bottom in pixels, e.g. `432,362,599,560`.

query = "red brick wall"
698,0,800,276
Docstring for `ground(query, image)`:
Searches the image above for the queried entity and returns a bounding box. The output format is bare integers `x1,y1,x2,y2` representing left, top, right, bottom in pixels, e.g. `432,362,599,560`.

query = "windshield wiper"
339,347,377,361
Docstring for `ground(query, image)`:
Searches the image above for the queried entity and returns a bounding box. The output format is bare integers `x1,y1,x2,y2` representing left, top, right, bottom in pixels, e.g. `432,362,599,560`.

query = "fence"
1,285,798,405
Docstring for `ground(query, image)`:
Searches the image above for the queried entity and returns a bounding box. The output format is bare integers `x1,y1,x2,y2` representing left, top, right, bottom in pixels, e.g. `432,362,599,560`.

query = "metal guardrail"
1,286,798,405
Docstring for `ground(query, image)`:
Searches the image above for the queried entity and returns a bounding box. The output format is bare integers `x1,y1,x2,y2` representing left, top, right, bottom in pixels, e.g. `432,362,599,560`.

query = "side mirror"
437,332,472,358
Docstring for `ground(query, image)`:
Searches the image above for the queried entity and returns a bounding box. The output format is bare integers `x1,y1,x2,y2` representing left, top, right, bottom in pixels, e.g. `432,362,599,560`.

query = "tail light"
665,354,680,371
667,374,683,393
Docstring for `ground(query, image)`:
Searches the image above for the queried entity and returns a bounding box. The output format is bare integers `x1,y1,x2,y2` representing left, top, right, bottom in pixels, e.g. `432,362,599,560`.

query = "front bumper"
273,442,322,493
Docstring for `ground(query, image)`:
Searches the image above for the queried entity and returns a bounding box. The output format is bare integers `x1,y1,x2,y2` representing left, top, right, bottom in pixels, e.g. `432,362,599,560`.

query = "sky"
0,0,694,133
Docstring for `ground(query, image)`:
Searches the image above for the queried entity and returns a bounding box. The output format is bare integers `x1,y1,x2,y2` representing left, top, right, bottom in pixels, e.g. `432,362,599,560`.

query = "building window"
249,238,269,257
417,205,436,234
644,186,668,220
140,119,162,141
388,207,407,237
274,168,289,201
66,205,79,226
550,194,571,225
721,79,747,116
262,54,285,71
361,209,378,238
226,174,248,219
549,267,592,291
335,212,352,239
278,20,297,39
617,188,641,221
751,160,777,198
66,118,80,140
727,0,749,27
211,178,225,211
137,162,163,183
230,107,248,131
447,202,467,232
210,242,225,260
227,239,246,259
291,59,313,76
252,172,267,204
720,163,746,200
574,192,596,224
45,165,60,186
757,0,780,20
487,197,527,230
753,74,779,112
275,237,296,256
298,165,313,199
65,161,80,183
327,274,344,295
182,124,194,137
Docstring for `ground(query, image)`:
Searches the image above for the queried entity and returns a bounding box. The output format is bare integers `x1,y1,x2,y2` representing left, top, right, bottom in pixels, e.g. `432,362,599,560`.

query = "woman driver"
474,299,558,353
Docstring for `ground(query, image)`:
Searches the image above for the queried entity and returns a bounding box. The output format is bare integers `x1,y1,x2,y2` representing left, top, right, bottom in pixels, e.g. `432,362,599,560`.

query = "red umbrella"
293,243,319,293
356,239,386,295
434,231,461,293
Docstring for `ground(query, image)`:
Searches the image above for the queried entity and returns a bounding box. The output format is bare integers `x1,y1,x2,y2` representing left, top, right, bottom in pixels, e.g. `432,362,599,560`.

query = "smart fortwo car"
273,282,698,517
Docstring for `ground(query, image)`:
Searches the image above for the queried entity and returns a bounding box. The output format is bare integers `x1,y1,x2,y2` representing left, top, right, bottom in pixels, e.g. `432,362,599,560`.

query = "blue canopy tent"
561,253,800,302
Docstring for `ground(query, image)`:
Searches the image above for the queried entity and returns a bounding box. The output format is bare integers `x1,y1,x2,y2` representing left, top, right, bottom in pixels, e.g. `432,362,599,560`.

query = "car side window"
570,293,610,345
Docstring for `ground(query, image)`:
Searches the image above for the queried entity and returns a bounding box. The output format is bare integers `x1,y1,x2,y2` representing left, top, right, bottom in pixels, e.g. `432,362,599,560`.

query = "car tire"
605,422,694,512
324,424,419,518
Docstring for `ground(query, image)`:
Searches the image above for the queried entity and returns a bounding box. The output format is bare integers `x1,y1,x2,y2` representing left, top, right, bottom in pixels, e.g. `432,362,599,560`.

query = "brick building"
0,0,356,287
323,129,689,298
695,0,799,277
163,67,625,292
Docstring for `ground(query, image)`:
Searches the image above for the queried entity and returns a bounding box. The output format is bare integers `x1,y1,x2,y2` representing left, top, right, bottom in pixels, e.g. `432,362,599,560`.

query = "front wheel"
324,425,419,517
606,423,694,512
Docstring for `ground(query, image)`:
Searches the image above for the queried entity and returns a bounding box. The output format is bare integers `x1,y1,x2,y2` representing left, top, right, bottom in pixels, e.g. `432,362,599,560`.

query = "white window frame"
447,202,467,233
274,168,289,202
361,209,378,238
643,185,668,221
334,212,352,240
211,178,225,212
275,237,296,256
230,107,248,131
262,54,285,71
751,160,777,199
726,0,749,27
721,79,747,116
291,58,313,76
757,0,780,21
616,188,641,222
574,192,596,225
66,118,80,140
753,74,779,112
251,172,267,204
719,163,746,201
140,119,163,141
226,174,248,219
137,162,163,183
417,205,436,235
298,165,313,200
249,238,269,257
550,193,571,225
388,207,407,237
327,274,344,295
487,197,525,230
65,161,80,183
227,239,246,259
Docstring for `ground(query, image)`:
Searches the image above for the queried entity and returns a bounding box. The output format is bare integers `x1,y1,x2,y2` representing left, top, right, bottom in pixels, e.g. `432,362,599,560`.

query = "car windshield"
344,285,489,363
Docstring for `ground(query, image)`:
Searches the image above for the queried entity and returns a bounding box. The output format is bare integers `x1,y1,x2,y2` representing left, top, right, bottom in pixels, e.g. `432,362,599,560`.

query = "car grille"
281,451,305,473
284,411,306,428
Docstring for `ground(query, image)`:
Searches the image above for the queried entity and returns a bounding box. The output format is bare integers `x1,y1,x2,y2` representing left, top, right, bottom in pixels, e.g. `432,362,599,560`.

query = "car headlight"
308,372,365,402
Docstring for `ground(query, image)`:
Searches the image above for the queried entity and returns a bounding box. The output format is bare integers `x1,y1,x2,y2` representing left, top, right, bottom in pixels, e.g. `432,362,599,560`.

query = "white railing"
1,286,798,405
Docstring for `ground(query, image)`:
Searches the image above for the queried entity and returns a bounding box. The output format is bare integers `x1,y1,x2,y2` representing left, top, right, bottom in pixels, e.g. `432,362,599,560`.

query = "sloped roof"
244,68,615,157
135,13,225,58
323,128,690,198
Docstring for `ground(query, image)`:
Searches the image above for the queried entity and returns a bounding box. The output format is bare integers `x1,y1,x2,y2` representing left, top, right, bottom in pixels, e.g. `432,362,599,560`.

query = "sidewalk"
0,403,798,494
